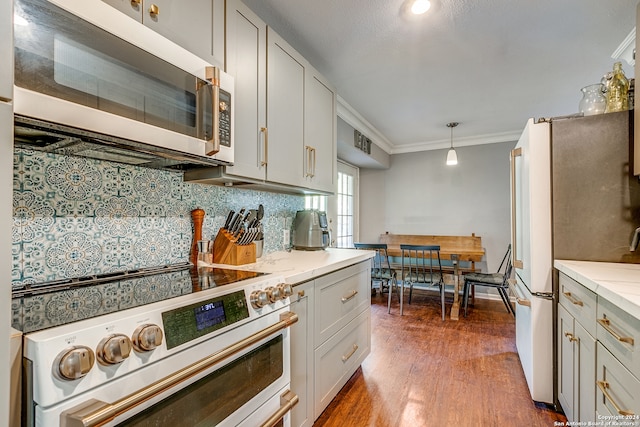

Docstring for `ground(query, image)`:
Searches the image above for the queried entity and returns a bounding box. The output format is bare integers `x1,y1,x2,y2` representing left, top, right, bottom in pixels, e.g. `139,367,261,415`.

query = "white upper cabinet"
1,0,12,101
304,67,336,193
225,0,267,181
225,0,336,193
101,0,224,68
265,28,305,187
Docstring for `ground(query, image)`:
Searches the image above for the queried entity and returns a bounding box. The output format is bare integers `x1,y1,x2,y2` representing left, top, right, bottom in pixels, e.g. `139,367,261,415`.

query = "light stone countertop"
208,248,374,285
555,260,640,320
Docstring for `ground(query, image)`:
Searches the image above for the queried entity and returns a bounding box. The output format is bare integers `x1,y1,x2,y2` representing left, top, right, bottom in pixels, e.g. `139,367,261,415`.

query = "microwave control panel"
219,89,231,147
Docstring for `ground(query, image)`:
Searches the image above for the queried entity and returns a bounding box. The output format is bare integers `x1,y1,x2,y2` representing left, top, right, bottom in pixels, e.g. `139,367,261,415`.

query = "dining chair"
354,243,398,313
400,244,446,320
462,244,513,316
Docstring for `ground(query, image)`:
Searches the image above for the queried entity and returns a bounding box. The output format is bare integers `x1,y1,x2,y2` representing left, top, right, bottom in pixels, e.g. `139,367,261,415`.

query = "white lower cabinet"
596,342,640,425
558,303,596,422
314,308,370,418
290,261,371,426
557,271,640,424
595,296,640,424
290,280,314,427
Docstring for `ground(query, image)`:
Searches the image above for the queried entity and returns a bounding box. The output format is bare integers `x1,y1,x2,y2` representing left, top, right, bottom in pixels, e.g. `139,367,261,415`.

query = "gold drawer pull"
597,318,635,345
341,344,358,362
597,380,635,416
260,390,299,427
341,290,358,303
562,291,584,307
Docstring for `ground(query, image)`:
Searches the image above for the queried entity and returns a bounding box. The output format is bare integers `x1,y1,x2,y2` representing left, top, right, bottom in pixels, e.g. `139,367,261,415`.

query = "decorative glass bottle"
605,62,629,113
578,83,606,116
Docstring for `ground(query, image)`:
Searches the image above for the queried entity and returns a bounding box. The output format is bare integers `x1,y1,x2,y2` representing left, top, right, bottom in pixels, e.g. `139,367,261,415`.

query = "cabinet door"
574,320,596,422
101,0,142,20
143,0,224,67
290,281,314,427
596,342,640,422
225,0,267,180
304,67,336,193
266,28,305,187
558,304,575,421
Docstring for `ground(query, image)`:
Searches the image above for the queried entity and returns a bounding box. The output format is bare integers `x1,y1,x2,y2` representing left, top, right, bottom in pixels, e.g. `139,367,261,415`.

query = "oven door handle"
60,311,299,427
260,389,299,427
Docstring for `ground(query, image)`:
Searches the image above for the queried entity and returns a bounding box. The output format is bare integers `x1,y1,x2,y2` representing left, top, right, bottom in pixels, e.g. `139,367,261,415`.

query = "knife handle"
191,208,205,265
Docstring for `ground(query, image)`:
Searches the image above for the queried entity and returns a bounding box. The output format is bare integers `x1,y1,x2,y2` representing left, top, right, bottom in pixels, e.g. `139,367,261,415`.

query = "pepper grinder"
190,208,205,266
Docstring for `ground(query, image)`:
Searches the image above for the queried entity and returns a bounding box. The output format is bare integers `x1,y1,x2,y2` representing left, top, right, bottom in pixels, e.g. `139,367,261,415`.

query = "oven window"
117,335,284,426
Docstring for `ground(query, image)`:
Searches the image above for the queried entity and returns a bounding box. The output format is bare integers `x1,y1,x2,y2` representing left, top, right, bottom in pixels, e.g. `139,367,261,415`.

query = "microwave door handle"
205,66,221,156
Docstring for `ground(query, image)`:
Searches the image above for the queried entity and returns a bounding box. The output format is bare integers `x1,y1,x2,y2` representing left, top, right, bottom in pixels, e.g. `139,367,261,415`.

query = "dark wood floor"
314,290,566,426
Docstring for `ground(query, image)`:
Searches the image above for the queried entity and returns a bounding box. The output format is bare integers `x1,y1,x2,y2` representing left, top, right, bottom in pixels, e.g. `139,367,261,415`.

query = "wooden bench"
378,233,485,320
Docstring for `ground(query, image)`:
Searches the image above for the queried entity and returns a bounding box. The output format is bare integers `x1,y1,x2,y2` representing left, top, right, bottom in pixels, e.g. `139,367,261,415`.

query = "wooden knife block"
212,228,256,265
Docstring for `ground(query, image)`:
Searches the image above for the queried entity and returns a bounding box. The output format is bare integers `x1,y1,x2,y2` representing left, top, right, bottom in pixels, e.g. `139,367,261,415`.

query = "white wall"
359,141,515,275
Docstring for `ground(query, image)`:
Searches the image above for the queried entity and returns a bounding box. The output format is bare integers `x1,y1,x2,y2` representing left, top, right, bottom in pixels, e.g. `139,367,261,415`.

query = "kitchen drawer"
597,297,640,380
314,261,370,347
559,273,597,336
596,342,640,423
314,307,371,419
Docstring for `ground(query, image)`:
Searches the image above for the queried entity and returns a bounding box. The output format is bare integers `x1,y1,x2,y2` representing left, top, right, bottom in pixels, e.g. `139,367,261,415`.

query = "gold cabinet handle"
60,312,298,427
149,3,159,16
260,390,299,427
311,146,316,178
597,380,635,416
304,145,315,178
341,344,358,362
341,290,358,303
564,331,578,343
597,318,635,345
562,291,584,307
130,0,141,6
260,127,268,166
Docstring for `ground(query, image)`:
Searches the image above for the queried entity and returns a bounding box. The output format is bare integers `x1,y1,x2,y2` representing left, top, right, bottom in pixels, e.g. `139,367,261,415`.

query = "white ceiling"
241,0,637,154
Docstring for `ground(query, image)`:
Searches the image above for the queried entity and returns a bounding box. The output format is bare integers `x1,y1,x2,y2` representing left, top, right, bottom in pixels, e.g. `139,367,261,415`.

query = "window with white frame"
304,195,327,211
336,170,355,248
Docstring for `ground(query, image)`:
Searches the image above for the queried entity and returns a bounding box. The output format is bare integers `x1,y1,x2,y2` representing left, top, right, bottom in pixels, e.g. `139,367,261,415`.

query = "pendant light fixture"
446,122,459,166
410,0,431,14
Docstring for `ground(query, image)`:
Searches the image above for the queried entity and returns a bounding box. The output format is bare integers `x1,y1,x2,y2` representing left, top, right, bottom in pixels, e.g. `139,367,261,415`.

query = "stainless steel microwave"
13,0,233,168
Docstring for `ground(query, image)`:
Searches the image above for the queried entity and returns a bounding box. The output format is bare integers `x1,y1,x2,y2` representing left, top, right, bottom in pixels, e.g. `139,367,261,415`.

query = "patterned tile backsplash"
12,149,305,290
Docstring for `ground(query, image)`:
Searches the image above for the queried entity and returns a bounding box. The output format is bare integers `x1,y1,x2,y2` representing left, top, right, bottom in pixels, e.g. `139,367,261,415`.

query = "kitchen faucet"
630,226,640,251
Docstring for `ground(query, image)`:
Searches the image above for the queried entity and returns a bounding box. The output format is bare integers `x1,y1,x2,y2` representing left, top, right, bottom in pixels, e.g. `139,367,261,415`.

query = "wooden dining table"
384,244,485,320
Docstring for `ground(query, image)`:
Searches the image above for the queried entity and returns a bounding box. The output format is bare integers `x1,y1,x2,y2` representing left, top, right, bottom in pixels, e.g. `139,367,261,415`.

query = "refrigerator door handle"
508,279,531,307
532,292,554,301
510,147,524,269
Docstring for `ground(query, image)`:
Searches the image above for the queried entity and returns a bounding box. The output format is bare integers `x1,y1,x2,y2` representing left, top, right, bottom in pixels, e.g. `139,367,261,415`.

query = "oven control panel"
24,273,290,408
162,289,249,350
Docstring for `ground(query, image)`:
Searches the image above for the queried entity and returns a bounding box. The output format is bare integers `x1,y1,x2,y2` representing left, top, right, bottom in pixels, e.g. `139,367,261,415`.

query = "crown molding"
390,130,522,154
612,26,636,66
336,95,394,154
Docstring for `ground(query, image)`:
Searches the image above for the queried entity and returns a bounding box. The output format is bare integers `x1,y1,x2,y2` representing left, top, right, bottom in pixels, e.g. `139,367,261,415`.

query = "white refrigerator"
510,111,640,406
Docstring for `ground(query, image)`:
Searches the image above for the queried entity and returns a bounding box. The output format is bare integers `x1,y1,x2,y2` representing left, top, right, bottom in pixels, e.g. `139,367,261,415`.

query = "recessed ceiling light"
411,0,431,15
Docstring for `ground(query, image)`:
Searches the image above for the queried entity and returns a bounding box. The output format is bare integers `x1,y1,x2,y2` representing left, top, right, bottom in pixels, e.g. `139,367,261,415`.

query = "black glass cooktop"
11,263,267,333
